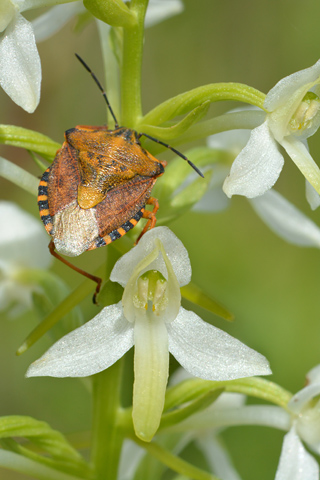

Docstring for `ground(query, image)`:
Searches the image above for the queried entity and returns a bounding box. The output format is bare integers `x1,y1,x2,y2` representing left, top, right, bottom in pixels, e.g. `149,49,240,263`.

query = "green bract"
83,0,137,27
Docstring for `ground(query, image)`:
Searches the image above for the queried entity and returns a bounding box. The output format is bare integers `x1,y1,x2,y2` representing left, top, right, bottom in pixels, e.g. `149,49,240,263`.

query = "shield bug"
38,54,203,301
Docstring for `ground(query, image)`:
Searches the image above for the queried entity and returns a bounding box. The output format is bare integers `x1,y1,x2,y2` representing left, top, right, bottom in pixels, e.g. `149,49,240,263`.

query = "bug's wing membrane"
47,143,80,217
95,175,157,238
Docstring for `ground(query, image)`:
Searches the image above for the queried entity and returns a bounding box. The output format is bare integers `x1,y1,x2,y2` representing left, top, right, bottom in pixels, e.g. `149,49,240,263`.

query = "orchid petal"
133,312,169,441
281,137,320,195
0,201,51,270
305,180,320,210
118,440,145,480
223,122,284,198
145,0,183,27
110,227,191,287
121,245,160,323
20,0,78,11
0,0,16,32
26,303,134,377
207,129,250,153
157,239,181,323
0,14,41,112
33,2,84,42
275,427,319,480
265,59,320,113
290,367,320,452
209,392,246,409
196,436,242,480
0,280,15,312
193,165,230,213
167,307,271,381
289,383,320,414
249,190,320,247
306,364,320,384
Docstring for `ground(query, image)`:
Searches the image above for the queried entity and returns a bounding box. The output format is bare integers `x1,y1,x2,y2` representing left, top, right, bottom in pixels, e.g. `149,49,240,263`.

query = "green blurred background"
1,0,320,478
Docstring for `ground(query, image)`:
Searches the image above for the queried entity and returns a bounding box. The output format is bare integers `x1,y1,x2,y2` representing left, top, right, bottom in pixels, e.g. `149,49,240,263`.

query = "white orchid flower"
144,0,183,27
27,226,271,442
223,60,320,200
0,0,79,112
32,1,84,42
273,365,320,480
250,189,320,248
0,201,52,316
200,129,320,248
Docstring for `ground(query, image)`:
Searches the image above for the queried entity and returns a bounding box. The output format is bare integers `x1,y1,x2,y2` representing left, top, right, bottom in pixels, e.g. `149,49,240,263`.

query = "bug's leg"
135,197,159,244
48,240,102,304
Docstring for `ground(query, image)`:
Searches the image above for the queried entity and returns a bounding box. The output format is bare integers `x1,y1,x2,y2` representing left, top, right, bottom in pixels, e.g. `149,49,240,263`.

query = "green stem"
97,21,121,126
120,0,149,126
91,360,124,480
134,439,219,480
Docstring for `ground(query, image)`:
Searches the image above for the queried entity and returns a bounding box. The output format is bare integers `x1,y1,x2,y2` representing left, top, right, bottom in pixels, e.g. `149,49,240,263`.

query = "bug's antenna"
75,53,119,128
138,133,204,178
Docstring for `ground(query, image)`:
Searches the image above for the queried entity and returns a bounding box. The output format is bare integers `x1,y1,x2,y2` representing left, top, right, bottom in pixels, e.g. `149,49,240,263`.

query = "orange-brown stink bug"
38,54,203,300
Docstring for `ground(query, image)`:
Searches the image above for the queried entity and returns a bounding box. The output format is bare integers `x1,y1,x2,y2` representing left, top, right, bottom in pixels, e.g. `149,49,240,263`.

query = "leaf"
98,279,123,307
139,102,210,141
160,388,224,430
0,416,90,477
0,450,87,480
83,0,136,27
0,125,60,160
28,150,49,173
17,264,105,355
181,282,234,322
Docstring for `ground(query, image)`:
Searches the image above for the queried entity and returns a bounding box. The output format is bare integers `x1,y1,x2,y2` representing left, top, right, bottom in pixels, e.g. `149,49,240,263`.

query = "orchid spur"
223,59,320,202
27,227,271,442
